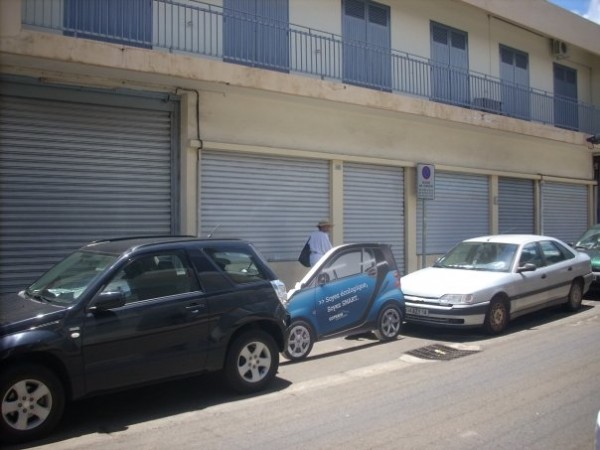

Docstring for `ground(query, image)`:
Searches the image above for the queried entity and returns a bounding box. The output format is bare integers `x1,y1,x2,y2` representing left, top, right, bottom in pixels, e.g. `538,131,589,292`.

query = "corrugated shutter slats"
344,163,405,273
498,177,534,234
0,92,175,294
200,151,329,260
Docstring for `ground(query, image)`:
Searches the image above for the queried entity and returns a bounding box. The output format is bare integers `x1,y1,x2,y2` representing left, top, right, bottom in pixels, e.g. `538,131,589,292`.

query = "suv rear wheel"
0,364,65,444
225,330,279,394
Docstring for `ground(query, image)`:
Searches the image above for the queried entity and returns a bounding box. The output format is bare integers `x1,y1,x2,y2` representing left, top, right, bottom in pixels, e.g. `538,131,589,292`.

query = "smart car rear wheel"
225,330,279,394
373,304,403,341
484,297,509,335
284,320,315,361
0,364,65,444
564,280,583,312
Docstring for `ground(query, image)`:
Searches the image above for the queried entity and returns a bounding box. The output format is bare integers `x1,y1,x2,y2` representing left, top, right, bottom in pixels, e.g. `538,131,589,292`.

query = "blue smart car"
284,243,405,361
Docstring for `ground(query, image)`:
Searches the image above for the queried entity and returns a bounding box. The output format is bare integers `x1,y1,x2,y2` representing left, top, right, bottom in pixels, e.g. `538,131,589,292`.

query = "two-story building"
1,0,599,293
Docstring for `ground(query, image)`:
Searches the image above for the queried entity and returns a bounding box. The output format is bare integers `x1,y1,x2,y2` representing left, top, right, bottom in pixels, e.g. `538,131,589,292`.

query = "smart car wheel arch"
373,303,403,341
564,279,584,312
224,330,279,394
0,363,66,445
283,320,315,362
483,295,510,335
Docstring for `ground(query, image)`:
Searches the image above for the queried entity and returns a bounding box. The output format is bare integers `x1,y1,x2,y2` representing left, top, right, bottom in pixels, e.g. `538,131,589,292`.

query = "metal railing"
21,0,600,134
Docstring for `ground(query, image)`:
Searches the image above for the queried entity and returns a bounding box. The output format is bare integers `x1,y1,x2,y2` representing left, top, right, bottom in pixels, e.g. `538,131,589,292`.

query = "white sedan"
402,235,593,334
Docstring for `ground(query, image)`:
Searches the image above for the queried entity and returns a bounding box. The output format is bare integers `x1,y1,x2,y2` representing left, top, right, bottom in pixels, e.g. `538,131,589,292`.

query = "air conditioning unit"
552,39,569,59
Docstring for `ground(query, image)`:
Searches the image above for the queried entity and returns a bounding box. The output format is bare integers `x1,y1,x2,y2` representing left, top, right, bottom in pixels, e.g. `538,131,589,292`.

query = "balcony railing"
21,0,600,134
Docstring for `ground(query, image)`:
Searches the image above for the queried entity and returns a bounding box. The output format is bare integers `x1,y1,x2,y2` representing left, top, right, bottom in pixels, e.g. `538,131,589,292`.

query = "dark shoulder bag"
298,240,311,267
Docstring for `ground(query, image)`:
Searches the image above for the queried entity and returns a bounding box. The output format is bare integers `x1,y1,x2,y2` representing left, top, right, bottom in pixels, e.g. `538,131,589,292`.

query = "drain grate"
406,343,480,361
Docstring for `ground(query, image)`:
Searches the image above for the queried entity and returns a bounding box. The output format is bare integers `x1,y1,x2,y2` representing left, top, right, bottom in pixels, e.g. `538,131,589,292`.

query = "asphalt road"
10,297,600,450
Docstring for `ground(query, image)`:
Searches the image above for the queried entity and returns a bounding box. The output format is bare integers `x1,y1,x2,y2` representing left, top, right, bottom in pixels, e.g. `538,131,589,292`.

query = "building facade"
1,0,599,293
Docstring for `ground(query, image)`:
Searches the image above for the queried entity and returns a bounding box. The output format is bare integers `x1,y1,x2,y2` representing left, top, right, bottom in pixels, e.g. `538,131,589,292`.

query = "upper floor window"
342,0,391,91
63,0,152,48
430,22,469,106
499,45,530,119
223,0,290,71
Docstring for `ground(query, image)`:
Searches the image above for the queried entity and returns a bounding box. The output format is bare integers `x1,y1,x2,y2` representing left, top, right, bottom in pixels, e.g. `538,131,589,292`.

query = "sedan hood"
0,292,67,335
402,267,510,298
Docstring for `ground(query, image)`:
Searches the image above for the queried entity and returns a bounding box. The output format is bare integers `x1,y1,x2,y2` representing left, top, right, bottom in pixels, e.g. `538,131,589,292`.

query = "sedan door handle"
541,274,547,279
567,267,573,271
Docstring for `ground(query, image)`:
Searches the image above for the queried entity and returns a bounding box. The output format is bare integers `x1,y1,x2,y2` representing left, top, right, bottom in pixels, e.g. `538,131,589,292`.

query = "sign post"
417,164,435,269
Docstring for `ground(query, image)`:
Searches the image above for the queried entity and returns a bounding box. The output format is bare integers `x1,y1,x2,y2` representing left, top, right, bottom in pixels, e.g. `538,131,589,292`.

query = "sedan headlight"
440,294,475,305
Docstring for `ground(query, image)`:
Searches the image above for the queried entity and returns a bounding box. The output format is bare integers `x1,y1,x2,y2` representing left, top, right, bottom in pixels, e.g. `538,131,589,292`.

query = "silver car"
402,235,593,334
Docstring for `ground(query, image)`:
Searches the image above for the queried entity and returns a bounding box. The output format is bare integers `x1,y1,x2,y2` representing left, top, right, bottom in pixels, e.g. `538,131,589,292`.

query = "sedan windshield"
434,242,518,272
575,229,600,250
26,251,117,306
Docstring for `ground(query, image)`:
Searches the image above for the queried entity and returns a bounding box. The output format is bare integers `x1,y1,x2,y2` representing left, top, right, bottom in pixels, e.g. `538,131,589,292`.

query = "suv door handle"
186,303,206,313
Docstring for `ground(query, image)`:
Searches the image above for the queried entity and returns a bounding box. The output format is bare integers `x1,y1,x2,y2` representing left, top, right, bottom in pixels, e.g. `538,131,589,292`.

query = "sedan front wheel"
483,297,509,335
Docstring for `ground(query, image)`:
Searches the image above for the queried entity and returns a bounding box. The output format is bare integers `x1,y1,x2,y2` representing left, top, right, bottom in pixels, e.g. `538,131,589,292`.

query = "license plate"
406,306,429,316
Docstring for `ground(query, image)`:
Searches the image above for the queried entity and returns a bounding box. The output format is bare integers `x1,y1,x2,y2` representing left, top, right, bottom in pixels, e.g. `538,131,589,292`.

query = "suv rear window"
204,247,270,285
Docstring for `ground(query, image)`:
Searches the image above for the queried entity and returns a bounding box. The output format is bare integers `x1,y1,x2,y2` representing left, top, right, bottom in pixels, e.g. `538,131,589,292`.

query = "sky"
548,0,600,24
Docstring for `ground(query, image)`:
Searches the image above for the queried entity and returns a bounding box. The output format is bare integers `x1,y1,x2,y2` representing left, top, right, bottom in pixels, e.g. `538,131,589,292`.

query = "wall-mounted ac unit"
552,39,569,59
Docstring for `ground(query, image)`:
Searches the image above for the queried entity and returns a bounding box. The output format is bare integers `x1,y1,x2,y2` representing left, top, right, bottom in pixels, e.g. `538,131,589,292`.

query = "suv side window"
102,252,199,303
203,247,269,285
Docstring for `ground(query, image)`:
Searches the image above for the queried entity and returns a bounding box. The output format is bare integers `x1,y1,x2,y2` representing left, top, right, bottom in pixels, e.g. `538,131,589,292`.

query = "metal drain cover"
406,343,480,361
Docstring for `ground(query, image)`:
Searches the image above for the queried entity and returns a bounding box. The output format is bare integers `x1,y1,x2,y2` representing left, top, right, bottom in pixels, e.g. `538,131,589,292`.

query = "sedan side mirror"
517,263,537,273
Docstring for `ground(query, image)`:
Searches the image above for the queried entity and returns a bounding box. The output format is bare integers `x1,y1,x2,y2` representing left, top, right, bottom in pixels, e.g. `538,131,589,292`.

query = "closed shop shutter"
498,177,535,234
200,151,329,260
343,163,404,273
0,81,178,295
542,182,588,243
417,172,489,254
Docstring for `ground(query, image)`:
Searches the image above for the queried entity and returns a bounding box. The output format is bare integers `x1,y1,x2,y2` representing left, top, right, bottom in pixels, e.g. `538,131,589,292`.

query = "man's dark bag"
298,240,311,267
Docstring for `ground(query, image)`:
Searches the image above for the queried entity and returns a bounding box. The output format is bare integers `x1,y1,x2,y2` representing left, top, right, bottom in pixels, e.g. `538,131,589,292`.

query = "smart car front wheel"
283,320,315,361
0,364,65,444
374,304,403,341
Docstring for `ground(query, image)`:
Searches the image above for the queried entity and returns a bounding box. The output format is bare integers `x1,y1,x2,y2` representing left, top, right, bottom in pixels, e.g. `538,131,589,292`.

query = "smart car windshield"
26,251,118,306
434,242,518,272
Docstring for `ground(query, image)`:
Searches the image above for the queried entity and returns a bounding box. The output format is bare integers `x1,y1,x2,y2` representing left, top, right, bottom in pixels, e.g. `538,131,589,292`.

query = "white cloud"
584,0,600,23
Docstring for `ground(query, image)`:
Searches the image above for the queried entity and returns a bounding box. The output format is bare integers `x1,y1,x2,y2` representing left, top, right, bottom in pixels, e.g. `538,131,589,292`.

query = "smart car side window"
323,249,376,281
102,252,199,303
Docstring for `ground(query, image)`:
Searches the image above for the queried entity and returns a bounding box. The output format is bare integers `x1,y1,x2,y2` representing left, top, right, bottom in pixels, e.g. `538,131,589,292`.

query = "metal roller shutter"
498,177,535,234
200,151,329,260
417,172,489,254
343,162,405,273
542,182,588,243
0,82,178,295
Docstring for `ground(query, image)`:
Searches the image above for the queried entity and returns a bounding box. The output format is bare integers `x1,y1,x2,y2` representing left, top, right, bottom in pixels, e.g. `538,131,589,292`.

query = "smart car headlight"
440,294,474,305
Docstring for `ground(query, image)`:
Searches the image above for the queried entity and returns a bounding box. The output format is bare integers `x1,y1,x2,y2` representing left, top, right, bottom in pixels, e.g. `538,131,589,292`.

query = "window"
499,45,530,119
63,0,152,48
103,252,199,303
203,247,269,285
554,63,578,130
322,248,376,281
540,240,575,265
223,0,289,71
430,22,469,106
519,243,544,268
342,0,391,90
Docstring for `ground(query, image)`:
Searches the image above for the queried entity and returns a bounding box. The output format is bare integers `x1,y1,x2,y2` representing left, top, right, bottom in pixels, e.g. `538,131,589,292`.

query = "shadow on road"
5,371,292,450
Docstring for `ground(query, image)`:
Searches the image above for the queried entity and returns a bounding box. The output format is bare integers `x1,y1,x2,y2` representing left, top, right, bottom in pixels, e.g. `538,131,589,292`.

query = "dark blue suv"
0,236,289,444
